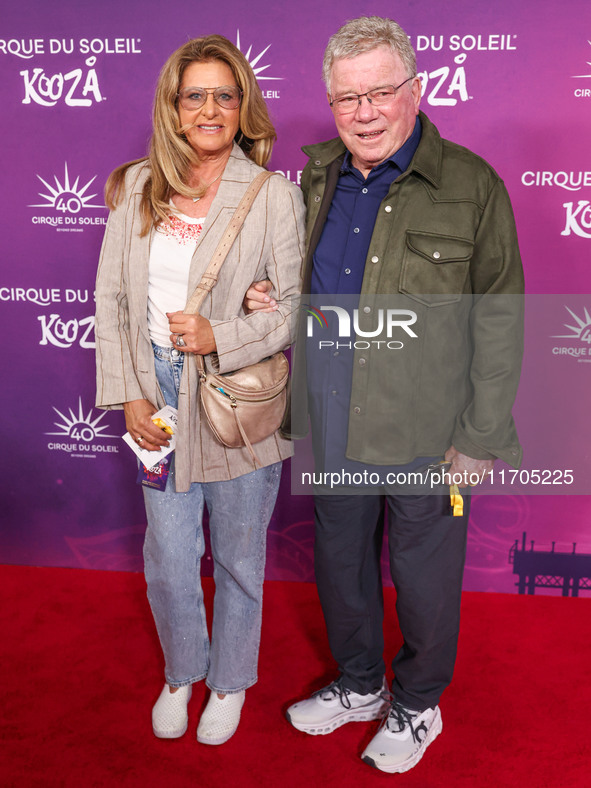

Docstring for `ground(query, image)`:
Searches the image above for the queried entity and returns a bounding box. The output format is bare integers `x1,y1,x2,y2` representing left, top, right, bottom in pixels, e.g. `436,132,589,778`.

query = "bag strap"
184,170,274,316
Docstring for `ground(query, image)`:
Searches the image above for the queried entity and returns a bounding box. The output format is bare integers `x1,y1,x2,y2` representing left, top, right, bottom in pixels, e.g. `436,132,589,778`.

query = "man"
246,16,523,774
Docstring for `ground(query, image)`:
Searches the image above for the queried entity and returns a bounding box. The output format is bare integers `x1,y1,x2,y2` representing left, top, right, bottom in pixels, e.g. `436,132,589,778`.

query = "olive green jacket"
285,111,524,468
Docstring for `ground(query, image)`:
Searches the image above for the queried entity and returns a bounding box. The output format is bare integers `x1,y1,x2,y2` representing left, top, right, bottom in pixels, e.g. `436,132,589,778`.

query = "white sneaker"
286,678,389,735
152,684,192,738
197,690,245,745
362,702,442,773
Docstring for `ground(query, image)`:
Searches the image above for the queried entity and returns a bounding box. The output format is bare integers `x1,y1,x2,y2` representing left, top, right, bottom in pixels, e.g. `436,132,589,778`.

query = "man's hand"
243,280,277,313
444,445,494,488
167,311,216,355
123,399,171,452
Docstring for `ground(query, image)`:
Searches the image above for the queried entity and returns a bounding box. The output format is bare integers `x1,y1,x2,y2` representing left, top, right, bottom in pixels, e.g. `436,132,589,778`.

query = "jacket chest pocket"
399,231,473,306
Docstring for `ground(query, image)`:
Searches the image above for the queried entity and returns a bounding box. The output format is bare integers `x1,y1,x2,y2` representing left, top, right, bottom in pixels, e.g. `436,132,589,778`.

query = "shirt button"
333,351,339,357
362,188,368,194
363,306,371,313
345,268,351,275
384,205,392,213
371,255,379,263
353,406,361,414
353,227,360,234
433,251,441,260
331,390,337,396
358,358,366,366
314,195,321,202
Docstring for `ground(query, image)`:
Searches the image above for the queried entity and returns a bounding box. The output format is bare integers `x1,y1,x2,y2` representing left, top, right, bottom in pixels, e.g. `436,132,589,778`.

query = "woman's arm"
207,176,305,373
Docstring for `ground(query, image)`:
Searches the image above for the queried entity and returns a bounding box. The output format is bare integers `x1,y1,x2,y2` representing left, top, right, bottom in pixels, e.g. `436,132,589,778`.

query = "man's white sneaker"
361,701,442,773
197,690,245,745
152,684,192,738
286,678,389,735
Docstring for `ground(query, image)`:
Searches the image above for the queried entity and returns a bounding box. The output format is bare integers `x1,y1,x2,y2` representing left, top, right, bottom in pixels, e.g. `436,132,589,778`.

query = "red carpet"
1,565,589,787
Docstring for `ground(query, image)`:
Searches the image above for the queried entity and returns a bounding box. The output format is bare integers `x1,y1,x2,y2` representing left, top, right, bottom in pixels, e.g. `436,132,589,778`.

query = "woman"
95,35,304,745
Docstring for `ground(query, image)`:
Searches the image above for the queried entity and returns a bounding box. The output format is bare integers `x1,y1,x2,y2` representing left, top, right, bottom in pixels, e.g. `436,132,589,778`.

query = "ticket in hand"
122,405,178,471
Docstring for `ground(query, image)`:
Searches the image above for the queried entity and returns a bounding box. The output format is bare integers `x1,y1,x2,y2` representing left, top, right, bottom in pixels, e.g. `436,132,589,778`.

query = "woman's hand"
123,399,171,452
167,312,217,355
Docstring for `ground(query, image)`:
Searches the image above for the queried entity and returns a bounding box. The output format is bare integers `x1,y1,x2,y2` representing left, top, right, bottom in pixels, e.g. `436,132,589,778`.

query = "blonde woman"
95,35,304,745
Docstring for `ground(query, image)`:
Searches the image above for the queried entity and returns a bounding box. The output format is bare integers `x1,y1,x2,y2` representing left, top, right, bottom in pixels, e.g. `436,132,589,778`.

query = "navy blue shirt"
306,118,436,482
311,117,422,296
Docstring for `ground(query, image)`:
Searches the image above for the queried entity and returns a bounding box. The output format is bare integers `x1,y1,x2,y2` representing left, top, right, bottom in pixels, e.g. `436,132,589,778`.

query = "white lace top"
147,202,205,347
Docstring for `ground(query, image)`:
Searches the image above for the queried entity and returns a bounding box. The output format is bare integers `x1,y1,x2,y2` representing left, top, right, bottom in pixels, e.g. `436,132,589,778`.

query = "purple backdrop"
1,0,590,595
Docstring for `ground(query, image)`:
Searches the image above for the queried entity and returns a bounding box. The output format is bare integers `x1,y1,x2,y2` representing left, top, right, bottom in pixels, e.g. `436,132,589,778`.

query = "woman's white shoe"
197,690,245,745
152,684,192,738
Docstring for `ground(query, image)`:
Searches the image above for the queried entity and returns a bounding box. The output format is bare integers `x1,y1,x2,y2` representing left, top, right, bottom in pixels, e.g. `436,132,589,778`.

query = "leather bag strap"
183,170,274,316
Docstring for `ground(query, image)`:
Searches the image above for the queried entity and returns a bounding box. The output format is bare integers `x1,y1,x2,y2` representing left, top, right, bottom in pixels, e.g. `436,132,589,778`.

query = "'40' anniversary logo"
31,163,103,213
29,163,107,229
46,397,120,456
551,305,591,360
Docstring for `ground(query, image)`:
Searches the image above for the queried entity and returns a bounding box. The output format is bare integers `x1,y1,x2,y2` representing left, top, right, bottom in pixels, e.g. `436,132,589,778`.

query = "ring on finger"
176,334,186,347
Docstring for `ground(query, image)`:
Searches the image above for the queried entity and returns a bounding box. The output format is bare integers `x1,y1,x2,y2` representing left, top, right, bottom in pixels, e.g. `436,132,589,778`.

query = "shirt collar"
340,116,422,177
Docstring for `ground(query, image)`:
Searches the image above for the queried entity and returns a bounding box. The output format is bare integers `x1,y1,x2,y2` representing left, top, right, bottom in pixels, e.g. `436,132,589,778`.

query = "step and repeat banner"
1,0,590,595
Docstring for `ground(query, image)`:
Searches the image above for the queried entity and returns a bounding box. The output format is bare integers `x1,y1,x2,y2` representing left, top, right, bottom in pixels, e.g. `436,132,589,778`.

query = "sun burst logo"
236,30,282,81
29,163,105,214
572,40,591,79
552,306,591,344
46,398,118,442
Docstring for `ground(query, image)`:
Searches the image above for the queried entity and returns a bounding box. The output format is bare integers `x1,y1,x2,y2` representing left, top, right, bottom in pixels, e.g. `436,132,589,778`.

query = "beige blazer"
95,145,305,490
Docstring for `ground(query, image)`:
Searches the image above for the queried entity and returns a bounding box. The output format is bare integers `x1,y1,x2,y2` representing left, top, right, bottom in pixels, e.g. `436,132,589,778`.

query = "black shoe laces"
312,678,353,709
385,700,428,744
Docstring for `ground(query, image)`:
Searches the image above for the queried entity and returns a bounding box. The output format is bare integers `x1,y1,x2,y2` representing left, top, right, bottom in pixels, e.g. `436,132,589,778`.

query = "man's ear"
412,76,422,112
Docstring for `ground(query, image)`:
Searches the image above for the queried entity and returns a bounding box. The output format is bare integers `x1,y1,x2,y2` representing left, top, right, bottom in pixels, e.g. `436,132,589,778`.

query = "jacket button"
384,205,392,213
433,251,441,259
358,358,366,366
315,160,322,165
371,255,379,263
314,195,321,202
353,406,361,414
363,306,371,313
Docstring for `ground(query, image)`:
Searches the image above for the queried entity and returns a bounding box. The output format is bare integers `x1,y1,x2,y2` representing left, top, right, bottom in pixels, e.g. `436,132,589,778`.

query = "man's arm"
452,178,524,471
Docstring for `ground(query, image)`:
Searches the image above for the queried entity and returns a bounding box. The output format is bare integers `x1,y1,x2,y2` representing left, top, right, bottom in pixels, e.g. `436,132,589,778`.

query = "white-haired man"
246,16,523,774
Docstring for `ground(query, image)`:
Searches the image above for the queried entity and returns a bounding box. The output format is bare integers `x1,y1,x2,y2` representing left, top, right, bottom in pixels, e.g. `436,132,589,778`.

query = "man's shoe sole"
286,704,387,735
362,707,442,773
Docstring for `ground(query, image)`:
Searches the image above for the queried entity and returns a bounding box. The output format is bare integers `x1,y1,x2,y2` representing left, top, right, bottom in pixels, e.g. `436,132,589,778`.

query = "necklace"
192,170,223,202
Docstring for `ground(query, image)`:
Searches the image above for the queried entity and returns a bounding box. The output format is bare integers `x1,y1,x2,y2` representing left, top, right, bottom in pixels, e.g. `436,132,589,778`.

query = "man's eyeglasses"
177,85,243,111
329,78,414,115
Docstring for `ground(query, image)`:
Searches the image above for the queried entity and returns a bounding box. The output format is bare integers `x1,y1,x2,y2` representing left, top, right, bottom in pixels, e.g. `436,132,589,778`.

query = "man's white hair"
323,16,417,94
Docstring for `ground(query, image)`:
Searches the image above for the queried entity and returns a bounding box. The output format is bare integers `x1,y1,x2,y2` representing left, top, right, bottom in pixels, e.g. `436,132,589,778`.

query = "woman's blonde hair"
105,34,277,235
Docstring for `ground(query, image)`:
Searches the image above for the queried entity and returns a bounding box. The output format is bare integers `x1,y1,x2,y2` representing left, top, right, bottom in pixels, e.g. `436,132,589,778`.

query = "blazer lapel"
186,146,252,299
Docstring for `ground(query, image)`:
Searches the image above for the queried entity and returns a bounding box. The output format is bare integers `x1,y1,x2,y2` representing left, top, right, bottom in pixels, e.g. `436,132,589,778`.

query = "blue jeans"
142,344,282,692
